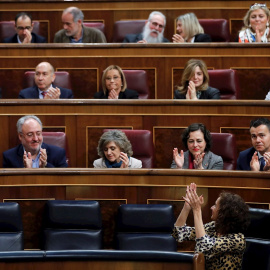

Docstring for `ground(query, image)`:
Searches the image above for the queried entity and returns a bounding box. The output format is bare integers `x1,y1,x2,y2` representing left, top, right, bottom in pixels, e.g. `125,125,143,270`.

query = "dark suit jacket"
94,88,139,99
18,85,74,99
123,33,169,43
3,142,68,168
174,86,220,99
54,25,106,43
194,33,212,42
170,150,223,170
237,147,256,171
3,33,46,43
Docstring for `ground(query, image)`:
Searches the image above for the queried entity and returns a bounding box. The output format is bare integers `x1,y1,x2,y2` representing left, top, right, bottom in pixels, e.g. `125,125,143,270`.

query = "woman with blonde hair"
94,65,138,99
238,3,270,42
172,13,211,43
174,59,220,100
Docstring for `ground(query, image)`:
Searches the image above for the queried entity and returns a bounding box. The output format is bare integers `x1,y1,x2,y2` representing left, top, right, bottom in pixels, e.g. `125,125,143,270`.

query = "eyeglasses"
20,131,42,139
150,21,164,29
250,3,267,9
16,26,32,31
105,76,120,81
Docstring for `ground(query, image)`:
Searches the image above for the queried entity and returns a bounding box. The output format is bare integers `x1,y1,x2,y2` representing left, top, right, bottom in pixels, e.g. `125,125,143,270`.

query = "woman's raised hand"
183,183,204,211
173,148,184,169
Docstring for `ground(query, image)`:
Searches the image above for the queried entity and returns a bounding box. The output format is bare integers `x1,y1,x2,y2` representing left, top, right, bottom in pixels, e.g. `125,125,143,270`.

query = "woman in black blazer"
174,59,220,100
172,13,211,43
94,65,138,99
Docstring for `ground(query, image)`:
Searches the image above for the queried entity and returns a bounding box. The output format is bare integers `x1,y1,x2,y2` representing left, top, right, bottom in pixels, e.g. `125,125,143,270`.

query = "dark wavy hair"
181,123,212,152
215,192,250,235
250,117,270,132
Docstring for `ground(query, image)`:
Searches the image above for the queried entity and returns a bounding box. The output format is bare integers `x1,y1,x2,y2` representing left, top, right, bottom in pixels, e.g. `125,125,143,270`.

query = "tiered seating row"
0,1,253,42
1,169,270,250
0,44,269,100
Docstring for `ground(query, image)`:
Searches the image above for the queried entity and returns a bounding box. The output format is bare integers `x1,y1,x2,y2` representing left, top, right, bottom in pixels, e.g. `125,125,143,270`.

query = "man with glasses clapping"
3,115,68,168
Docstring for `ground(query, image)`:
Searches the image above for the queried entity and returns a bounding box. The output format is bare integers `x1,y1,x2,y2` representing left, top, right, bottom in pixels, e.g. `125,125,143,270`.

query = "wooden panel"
0,260,195,270
76,198,127,249
59,68,99,99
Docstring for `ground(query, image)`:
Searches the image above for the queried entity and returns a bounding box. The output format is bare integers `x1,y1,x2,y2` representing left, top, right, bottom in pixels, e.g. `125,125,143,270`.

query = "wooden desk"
0,168,269,249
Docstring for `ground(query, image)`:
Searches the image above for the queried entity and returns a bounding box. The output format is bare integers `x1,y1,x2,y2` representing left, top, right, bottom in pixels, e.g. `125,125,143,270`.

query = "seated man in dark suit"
19,62,73,99
54,6,106,43
123,11,169,44
237,117,270,171
3,115,68,168
3,12,46,43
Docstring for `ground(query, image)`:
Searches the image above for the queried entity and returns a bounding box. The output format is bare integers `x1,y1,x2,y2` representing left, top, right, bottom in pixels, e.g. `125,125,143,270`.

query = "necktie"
41,92,47,99
260,157,265,171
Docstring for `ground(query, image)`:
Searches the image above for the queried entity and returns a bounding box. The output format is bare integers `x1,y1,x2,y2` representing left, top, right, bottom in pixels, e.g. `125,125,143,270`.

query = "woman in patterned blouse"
172,183,249,270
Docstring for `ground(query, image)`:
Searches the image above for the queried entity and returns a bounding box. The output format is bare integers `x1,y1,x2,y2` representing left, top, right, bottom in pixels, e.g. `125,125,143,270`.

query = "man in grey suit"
54,7,106,43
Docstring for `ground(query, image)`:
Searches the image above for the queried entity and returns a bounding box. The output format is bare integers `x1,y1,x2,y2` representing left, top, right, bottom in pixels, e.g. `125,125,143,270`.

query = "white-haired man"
123,11,169,43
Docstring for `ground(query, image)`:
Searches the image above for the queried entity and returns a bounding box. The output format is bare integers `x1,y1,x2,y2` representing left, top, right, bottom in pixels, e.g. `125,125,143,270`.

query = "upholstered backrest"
123,70,149,99
245,208,270,240
116,204,177,251
0,202,23,251
199,19,230,42
113,20,145,42
43,200,102,250
211,133,237,170
103,129,155,168
0,21,41,42
42,132,70,166
23,71,71,90
208,69,240,99
242,239,270,270
242,208,270,270
83,22,105,34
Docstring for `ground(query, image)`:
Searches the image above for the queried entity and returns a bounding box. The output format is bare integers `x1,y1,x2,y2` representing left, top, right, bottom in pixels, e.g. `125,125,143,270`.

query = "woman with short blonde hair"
172,13,211,43
94,65,138,99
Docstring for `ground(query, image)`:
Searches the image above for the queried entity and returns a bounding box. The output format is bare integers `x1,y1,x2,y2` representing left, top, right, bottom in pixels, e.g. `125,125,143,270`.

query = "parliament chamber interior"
0,0,269,269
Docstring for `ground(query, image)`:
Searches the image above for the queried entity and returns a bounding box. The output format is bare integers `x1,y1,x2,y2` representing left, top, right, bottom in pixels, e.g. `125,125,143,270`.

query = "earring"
267,22,269,27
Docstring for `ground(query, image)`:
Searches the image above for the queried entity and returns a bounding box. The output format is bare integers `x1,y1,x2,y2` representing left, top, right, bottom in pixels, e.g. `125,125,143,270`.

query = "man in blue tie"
237,118,270,171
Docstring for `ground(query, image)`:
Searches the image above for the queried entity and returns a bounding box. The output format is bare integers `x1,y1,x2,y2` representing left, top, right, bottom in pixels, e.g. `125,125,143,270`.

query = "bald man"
18,62,73,99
